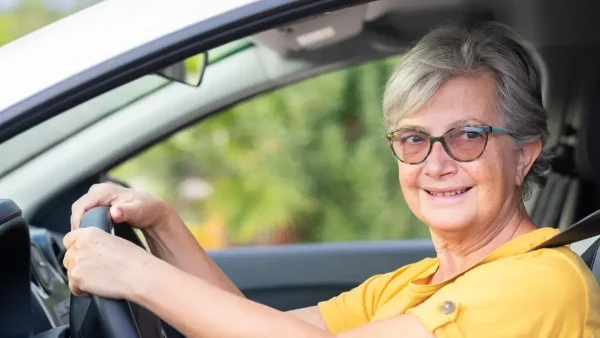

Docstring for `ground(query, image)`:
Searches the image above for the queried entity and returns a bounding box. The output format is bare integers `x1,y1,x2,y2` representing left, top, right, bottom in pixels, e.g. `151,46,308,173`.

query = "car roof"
0,0,258,113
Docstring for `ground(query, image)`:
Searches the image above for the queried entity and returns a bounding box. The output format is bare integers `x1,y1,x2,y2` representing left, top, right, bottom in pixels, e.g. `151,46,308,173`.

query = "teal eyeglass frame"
385,125,513,164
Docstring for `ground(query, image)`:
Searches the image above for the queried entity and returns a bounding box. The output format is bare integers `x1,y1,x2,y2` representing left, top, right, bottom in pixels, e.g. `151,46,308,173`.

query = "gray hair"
383,23,552,199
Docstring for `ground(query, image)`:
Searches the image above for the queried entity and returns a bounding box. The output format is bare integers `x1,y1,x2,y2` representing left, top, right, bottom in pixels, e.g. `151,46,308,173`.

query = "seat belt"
533,209,600,250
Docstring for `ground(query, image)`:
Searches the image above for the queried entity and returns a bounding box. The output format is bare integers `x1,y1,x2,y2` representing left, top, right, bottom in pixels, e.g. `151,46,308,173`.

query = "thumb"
110,202,144,225
110,200,157,229
109,204,128,224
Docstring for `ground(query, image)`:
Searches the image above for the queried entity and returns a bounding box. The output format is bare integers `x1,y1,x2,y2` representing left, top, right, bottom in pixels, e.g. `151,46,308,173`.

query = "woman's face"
396,75,540,234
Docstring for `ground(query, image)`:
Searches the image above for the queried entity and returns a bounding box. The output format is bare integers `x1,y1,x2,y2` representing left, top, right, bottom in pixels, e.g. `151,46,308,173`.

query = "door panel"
209,240,435,310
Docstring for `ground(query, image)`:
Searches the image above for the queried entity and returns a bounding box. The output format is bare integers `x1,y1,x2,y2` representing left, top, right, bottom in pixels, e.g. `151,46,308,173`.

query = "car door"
211,241,435,311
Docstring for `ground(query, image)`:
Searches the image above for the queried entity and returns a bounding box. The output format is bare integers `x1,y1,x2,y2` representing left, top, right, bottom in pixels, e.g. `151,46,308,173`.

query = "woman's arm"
141,213,244,297
143,216,329,330
144,220,329,330
131,255,432,338
289,307,329,329
133,258,329,337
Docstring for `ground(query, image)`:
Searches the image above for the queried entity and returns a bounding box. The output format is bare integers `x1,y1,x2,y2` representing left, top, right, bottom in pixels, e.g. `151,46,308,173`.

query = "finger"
68,278,88,297
67,260,91,297
71,184,122,230
63,228,95,249
62,247,74,270
109,200,141,224
109,204,126,224
63,230,78,249
70,213,77,232
71,196,107,230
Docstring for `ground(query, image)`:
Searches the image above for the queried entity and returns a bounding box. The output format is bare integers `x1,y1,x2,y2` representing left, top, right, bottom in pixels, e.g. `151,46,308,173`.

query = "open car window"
109,55,430,249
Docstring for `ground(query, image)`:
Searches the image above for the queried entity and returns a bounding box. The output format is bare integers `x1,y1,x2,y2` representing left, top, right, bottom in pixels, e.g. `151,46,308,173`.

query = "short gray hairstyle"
383,23,552,199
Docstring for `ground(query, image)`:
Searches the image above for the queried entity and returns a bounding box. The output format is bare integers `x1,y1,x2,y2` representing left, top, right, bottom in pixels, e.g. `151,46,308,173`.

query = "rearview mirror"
155,52,207,87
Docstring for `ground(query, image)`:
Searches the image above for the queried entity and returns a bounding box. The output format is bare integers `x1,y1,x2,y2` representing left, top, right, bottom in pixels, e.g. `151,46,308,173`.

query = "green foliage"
111,56,428,245
0,13,17,46
0,0,97,47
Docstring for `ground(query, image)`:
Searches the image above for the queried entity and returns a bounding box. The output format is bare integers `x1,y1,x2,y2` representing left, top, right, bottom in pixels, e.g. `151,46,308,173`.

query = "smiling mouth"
424,187,473,197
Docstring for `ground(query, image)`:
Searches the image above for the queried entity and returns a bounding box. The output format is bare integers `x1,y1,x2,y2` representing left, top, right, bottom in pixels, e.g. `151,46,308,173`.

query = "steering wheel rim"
69,206,141,338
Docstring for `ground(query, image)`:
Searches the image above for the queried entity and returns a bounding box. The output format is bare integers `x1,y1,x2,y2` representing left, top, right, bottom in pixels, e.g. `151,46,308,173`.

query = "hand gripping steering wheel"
68,206,163,338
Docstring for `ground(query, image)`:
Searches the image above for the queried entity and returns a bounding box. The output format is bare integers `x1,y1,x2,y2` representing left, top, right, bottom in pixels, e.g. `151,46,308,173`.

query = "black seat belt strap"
533,209,600,250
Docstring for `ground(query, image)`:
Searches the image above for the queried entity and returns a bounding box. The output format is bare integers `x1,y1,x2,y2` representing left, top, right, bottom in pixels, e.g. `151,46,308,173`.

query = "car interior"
2,0,600,337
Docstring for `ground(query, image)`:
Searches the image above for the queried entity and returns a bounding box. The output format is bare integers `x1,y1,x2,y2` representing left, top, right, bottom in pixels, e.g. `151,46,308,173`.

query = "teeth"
429,189,467,196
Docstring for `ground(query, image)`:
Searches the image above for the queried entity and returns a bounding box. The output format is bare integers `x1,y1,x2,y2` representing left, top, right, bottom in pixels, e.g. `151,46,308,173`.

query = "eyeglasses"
385,125,512,164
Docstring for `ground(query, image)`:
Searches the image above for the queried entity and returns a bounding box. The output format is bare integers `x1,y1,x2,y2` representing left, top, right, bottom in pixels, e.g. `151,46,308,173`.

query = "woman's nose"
422,142,457,178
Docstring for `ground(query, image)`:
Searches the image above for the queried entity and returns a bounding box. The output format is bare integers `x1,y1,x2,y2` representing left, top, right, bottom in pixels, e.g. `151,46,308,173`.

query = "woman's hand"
70,183,179,234
69,183,244,298
62,227,154,299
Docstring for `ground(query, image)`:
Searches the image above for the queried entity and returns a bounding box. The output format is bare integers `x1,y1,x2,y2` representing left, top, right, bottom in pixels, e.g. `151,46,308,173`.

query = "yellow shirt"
318,228,600,337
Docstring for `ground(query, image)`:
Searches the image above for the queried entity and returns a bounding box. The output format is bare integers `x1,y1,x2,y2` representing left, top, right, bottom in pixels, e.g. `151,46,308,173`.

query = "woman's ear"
516,139,543,186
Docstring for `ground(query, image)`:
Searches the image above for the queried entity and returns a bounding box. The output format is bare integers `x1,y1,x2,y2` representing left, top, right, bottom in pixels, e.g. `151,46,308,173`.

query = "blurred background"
2,0,426,249
0,0,98,45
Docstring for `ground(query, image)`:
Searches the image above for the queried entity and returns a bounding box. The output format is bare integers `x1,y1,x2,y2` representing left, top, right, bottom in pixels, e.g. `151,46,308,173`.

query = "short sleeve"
317,263,419,334
406,250,590,338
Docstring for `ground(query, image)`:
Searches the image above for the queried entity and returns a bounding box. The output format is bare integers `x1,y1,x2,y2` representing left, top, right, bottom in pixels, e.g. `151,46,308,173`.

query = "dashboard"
0,199,71,337
30,228,72,335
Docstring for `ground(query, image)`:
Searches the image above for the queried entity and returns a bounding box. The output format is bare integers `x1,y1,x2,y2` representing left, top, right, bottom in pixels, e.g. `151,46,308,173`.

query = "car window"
109,56,428,249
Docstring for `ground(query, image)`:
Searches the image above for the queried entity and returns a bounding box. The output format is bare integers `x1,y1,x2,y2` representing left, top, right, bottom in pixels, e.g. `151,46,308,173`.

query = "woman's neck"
428,202,537,284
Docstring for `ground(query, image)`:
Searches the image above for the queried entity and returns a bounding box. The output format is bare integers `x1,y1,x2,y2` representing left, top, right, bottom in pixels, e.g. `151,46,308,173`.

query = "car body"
1,0,600,336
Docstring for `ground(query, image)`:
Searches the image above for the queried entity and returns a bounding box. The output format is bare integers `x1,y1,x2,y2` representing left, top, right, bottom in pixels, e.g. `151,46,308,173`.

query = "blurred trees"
110,56,428,248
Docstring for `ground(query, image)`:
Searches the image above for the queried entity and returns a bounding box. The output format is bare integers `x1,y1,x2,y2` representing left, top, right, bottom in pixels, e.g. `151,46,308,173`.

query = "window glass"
110,56,428,249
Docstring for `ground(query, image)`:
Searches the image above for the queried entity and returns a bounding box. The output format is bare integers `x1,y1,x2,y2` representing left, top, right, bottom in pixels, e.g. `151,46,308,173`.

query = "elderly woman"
63,23,600,337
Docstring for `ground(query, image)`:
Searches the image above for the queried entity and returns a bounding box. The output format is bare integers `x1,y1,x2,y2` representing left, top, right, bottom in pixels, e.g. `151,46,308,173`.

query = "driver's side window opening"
110,56,429,249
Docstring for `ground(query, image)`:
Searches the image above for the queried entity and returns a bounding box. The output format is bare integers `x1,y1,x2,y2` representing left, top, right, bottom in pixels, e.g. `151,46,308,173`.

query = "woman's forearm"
141,213,243,297
131,258,330,338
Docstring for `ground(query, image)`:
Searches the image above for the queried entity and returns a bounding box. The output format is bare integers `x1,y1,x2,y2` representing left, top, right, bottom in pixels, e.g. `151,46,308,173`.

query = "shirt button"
439,300,456,314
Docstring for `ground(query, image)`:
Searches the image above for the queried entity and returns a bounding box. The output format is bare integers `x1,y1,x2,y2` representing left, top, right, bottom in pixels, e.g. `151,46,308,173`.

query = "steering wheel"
68,206,164,338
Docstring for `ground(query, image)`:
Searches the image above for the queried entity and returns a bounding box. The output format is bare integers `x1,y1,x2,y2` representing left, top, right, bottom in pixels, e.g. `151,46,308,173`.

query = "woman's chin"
419,210,477,233
425,219,473,233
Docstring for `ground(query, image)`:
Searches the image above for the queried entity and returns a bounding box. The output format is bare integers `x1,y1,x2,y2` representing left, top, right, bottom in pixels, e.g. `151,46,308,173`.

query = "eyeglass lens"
389,127,487,163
